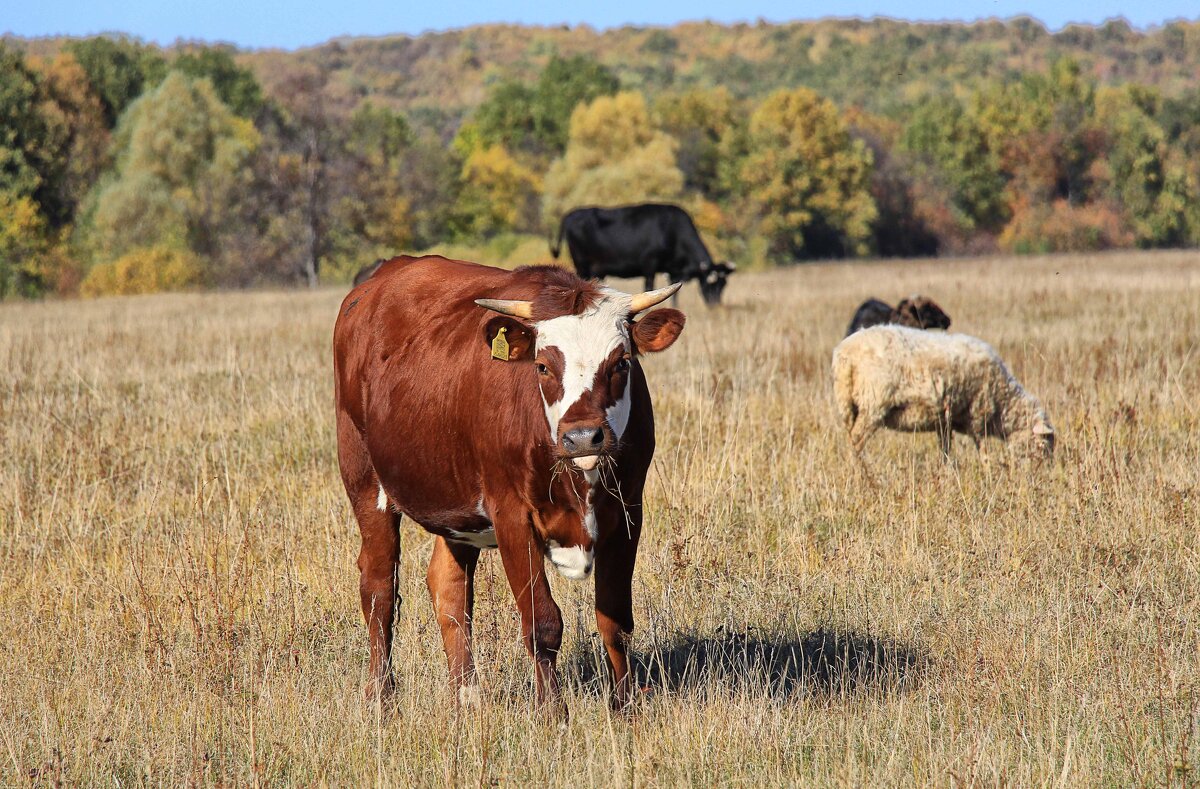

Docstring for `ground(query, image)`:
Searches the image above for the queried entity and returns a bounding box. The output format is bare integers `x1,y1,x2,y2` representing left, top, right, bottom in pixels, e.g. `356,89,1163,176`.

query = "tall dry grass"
1,251,1198,786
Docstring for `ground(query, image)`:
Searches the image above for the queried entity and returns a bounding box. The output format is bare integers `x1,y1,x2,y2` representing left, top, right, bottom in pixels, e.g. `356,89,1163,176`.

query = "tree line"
2,30,1199,298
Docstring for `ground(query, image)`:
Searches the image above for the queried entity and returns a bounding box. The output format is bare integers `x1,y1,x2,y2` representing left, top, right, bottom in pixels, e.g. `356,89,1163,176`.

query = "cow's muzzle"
558,424,612,469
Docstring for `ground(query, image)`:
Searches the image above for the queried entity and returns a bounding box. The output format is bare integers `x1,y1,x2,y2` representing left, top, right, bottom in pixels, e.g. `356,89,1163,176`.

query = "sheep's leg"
840,413,877,485
936,423,953,458
848,414,879,455
937,398,954,460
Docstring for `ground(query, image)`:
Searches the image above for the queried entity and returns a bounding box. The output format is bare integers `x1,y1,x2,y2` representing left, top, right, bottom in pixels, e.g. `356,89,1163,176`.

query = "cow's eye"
536,362,549,376
614,357,630,374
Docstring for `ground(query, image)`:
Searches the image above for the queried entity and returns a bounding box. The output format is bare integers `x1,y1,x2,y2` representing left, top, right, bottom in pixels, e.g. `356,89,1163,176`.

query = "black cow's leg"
644,272,656,292
594,506,642,711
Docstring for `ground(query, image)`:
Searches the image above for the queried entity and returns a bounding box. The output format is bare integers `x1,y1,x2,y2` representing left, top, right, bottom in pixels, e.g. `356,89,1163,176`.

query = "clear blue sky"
5,0,1196,50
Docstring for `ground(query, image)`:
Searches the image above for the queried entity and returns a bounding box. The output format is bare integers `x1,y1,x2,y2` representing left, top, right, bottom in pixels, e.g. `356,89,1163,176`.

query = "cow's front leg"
669,274,682,306
594,509,642,711
427,536,480,706
496,525,566,719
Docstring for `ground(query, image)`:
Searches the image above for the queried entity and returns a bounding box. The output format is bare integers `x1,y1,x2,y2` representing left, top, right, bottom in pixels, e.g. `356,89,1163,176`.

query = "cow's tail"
549,218,565,259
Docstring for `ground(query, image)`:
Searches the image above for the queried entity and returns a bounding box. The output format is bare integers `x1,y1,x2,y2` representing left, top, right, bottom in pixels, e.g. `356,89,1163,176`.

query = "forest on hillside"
2,17,1199,297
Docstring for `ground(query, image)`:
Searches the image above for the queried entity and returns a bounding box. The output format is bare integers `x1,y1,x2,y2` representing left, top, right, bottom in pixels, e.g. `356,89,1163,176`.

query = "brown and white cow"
332,255,685,717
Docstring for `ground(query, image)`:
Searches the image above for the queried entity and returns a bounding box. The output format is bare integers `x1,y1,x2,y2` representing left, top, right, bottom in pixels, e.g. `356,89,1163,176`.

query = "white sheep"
831,325,1055,459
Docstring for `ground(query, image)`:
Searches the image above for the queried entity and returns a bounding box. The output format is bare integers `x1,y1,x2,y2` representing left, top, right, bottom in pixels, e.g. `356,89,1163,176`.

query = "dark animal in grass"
551,203,735,307
845,295,951,336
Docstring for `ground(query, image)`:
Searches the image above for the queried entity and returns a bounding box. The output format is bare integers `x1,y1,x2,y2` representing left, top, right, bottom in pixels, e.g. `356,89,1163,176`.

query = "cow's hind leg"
337,412,402,701
427,536,480,706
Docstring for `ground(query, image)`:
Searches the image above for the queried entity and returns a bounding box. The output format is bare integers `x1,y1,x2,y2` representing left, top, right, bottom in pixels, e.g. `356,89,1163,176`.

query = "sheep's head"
1004,394,1055,460
1030,412,1055,458
1014,408,1055,460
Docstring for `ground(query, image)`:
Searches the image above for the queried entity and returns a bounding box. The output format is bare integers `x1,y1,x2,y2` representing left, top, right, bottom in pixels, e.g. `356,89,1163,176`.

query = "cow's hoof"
364,675,396,705
610,685,652,716
456,684,482,709
536,700,570,728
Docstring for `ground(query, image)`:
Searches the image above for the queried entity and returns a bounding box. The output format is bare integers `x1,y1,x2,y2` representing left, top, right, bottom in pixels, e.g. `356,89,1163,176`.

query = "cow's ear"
631,308,685,354
483,316,534,361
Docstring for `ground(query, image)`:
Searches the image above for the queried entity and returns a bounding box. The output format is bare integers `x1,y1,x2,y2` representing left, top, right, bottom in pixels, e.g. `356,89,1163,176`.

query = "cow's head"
476,281,685,470
699,261,736,307
477,280,685,579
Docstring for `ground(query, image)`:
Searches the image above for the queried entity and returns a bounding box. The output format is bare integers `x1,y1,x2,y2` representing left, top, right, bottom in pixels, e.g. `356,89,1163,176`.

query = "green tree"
542,91,683,225
84,72,260,283
737,88,876,259
340,102,416,252
474,81,537,150
171,46,264,118
846,109,940,257
531,54,620,153
654,87,740,198
64,36,166,127
1095,85,1191,247
0,46,51,207
902,94,1006,233
475,54,619,156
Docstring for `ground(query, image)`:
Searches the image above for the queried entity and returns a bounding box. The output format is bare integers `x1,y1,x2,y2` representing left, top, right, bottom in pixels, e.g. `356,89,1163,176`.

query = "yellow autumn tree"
453,125,541,237
738,88,877,259
0,192,50,297
542,91,684,225
80,246,203,297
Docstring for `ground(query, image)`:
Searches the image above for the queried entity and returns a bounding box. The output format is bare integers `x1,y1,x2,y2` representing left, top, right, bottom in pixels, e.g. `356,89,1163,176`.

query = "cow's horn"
474,298,534,319
629,283,681,313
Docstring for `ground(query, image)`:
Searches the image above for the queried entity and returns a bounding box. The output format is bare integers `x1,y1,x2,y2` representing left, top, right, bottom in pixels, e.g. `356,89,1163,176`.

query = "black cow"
551,203,735,307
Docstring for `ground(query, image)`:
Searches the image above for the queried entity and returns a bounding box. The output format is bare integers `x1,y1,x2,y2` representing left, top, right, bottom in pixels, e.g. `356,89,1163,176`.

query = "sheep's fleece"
832,325,1054,456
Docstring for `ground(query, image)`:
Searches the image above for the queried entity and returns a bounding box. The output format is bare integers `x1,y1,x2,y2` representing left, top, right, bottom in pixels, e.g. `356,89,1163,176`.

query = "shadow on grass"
566,627,923,700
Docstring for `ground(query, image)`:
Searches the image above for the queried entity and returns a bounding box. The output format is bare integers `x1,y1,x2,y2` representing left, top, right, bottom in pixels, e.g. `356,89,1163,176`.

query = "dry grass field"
2,251,1198,786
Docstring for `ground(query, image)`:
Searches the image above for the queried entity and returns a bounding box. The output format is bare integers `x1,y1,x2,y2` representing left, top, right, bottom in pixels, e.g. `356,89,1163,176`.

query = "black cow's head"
699,261,736,307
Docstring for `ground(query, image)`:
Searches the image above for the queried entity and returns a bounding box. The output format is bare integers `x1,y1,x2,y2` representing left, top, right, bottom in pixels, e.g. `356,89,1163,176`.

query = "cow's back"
334,256,552,521
564,204,694,278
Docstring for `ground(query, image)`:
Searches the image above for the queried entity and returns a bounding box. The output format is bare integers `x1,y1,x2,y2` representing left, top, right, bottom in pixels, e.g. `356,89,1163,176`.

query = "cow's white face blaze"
475,279,685,581
533,289,632,466
475,281,684,473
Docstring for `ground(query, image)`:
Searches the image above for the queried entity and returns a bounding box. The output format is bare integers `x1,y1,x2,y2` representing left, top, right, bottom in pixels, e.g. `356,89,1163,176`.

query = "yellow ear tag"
490,326,510,361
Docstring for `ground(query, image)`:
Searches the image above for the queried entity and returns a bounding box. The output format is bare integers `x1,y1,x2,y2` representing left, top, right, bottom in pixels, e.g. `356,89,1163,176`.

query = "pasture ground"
1,251,1198,786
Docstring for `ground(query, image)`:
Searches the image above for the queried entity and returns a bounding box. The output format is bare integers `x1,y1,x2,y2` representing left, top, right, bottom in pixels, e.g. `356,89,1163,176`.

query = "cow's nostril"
561,427,605,455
